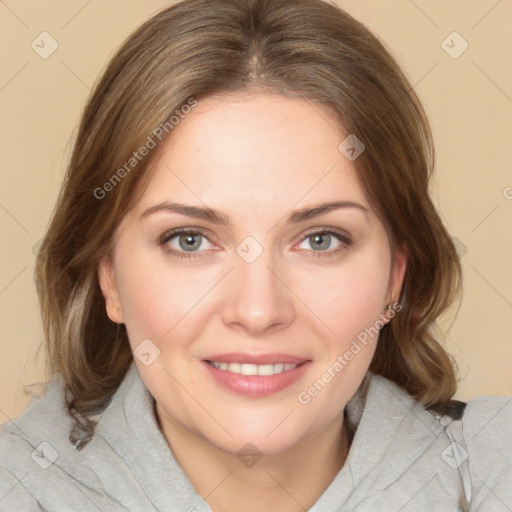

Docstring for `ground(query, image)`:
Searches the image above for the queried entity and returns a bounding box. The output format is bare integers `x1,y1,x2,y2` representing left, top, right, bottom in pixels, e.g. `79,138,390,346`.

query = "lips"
202,353,311,397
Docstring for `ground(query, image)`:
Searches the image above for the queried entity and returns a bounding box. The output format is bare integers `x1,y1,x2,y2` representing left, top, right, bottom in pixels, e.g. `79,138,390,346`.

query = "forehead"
136,93,369,216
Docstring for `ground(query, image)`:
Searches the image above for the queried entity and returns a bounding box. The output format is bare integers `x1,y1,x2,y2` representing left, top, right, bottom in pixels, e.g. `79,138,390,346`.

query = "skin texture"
98,93,406,511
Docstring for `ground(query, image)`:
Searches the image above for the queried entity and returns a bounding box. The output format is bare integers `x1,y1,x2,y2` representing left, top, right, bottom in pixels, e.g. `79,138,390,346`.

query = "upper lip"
204,353,309,365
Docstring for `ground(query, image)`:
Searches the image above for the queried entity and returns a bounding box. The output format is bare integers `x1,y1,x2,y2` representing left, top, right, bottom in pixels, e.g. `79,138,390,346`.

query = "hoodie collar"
94,362,454,510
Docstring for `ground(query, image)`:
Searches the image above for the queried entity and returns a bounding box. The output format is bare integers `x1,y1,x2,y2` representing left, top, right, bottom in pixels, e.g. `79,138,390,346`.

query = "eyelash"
158,227,352,260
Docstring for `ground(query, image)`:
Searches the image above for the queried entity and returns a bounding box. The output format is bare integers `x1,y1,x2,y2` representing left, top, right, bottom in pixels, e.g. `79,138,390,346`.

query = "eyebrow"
140,200,368,226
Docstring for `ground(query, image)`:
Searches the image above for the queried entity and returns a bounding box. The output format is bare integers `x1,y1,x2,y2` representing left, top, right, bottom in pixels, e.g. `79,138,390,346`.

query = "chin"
216,429,306,458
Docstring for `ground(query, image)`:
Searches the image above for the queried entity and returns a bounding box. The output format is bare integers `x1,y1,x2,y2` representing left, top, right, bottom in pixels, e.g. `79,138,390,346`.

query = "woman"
0,0,510,510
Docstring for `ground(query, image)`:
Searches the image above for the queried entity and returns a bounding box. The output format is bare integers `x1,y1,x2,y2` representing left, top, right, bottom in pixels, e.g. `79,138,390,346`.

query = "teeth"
209,361,299,375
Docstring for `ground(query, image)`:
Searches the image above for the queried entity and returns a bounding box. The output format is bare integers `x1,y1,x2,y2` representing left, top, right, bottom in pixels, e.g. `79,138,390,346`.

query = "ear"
386,246,407,305
98,255,124,324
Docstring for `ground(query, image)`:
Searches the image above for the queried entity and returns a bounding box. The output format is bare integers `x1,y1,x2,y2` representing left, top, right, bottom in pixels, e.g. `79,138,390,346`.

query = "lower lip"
202,360,311,397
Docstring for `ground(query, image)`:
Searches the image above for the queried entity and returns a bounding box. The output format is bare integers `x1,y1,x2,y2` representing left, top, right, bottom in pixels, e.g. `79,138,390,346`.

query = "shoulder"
0,373,74,463
462,394,512,462
463,394,512,437
0,373,75,510
462,395,512,510
0,364,161,511
350,374,512,509
0,374,114,508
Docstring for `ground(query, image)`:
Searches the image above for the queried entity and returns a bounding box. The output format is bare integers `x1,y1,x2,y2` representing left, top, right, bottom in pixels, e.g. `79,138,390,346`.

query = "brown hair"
34,0,461,443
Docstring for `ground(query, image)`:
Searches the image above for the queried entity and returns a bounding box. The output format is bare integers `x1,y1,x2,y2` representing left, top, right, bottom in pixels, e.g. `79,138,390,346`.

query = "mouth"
202,353,311,397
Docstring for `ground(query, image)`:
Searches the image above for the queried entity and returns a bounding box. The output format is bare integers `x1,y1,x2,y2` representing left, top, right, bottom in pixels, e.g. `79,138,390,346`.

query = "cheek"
293,254,390,417
295,250,390,339
114,245,211,346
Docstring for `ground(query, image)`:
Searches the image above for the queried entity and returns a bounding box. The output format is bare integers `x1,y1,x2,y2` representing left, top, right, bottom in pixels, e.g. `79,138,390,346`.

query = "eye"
159,228,215,260
158,227,352,261
296,229,352,257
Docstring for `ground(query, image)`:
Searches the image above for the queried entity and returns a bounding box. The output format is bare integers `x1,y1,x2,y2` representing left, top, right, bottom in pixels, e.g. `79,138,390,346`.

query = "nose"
220,247,295,337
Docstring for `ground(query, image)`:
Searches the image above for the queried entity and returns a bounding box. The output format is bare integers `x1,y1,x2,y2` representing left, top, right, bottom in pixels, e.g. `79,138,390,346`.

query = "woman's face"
99,93,405,455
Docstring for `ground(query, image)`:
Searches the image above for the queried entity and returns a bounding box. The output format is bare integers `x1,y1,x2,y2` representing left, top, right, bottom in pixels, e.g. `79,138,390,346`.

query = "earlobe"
98,256,124,324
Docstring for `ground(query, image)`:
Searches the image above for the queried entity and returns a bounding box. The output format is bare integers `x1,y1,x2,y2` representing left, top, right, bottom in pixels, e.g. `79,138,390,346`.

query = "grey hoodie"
0,361,510,511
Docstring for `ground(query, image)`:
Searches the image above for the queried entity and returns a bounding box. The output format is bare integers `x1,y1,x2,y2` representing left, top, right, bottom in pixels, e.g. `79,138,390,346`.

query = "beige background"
1,0,511,423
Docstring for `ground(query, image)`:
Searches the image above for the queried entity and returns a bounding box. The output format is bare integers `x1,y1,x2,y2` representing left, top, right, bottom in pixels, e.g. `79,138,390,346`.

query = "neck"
156,405,350,512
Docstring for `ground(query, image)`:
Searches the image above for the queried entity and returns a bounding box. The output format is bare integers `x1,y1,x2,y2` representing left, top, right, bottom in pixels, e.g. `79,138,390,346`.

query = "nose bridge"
220,239,294,335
